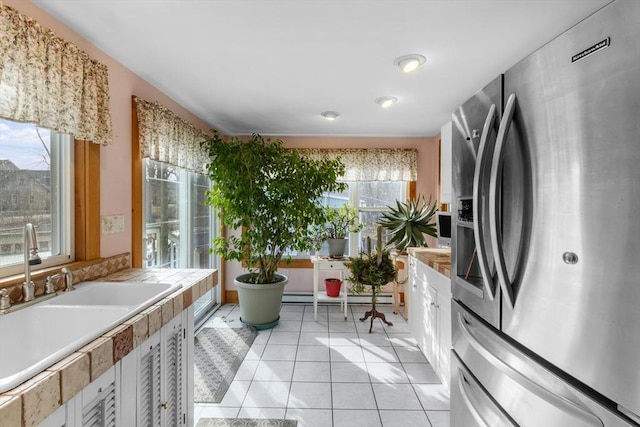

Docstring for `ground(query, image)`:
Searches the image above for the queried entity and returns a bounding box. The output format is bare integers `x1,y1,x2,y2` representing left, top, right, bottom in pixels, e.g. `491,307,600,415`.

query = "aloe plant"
378,195,438,252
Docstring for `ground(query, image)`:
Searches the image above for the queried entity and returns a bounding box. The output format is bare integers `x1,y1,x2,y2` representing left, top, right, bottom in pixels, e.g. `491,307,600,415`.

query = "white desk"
311,255,349,321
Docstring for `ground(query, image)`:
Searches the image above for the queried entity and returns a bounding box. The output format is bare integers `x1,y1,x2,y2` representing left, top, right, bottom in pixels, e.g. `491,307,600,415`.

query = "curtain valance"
296,148,417,181
133,96,210,173
0,5,112,145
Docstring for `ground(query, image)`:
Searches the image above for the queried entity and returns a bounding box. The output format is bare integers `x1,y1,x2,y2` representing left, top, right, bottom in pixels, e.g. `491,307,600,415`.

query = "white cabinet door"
41,366,117,427
408,258,424,348
423,260,452,391
136,330,162,427
79,365,119,427
161,313,187,427
424,284,440,369
132,310,190,427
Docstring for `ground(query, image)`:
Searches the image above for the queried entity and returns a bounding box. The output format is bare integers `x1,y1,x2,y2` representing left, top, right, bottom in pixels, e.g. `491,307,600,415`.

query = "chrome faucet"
22,223,42,302
61,267,74,292
46,268,74,294
0,289,10,313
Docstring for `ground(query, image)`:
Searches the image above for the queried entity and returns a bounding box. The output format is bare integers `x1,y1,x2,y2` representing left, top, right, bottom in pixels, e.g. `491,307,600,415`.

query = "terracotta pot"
325,278,343,297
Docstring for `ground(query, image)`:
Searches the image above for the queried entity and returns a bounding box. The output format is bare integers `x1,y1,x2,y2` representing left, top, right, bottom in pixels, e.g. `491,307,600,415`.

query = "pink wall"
5,0,212,259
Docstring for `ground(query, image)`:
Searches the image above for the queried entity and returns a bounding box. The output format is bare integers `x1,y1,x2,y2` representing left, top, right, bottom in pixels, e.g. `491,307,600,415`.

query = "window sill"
0,258,102,289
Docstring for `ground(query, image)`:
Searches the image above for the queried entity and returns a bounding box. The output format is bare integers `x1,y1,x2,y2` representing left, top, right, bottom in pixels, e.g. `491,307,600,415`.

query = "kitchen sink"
41,281,180,309
0,281,181,393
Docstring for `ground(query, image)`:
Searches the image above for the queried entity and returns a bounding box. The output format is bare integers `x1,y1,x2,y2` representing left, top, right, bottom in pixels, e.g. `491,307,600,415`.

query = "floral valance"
134,96,210,173
0,5,112,145
296,148,417,181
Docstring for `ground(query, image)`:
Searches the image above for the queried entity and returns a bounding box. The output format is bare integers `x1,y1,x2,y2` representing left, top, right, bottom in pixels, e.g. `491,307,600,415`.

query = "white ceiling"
34,0,610,137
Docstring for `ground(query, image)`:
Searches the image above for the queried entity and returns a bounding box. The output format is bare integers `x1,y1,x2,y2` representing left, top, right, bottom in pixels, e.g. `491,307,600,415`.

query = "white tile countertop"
0,267,217,427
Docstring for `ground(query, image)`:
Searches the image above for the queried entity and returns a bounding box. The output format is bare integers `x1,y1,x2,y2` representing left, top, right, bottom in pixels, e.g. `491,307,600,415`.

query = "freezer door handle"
489,93,517,309
473,103,498,300
457,312,605,427
454,352,517,427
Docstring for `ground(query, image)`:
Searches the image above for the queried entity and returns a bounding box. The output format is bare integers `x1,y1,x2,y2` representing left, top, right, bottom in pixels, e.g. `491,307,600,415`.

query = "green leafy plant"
378,195,438,252
202,132,346,284
320,203,365,239
347,225,399,304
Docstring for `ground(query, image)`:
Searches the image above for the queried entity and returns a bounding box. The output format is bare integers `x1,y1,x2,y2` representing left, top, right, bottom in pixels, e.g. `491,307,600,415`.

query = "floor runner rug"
194,322,257,403
196,419,297,427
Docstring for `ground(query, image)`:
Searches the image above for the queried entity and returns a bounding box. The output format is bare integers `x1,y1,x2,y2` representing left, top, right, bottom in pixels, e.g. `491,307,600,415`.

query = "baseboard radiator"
282,292,394,305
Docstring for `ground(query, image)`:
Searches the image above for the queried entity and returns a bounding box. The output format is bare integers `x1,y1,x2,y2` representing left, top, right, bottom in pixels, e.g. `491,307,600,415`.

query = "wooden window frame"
0,139,100,287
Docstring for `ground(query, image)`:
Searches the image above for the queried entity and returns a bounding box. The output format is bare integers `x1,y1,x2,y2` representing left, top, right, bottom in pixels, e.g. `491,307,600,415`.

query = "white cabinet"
40,366,119,427
44,307,194,427
122,307,193,427
440,121,452,204
408,256,452,391
78,366,120,426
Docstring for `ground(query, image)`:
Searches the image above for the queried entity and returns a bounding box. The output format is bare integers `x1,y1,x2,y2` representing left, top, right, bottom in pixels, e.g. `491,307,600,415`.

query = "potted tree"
377,195,438,253
202,133,345,329
319,203,364,258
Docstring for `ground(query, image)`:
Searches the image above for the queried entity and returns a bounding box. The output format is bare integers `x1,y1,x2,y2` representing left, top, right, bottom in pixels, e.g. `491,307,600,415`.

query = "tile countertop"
407,247,452,278
0,268,217,427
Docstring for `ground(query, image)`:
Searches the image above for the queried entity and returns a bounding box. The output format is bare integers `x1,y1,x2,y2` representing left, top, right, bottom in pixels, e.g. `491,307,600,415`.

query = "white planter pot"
235,273,287,330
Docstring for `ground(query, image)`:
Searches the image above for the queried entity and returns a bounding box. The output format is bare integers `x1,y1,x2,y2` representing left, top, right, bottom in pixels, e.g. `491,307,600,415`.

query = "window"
0,119,74,277
143,159,218,323
313,181,408,257
354,181,408,252
143,159,216,270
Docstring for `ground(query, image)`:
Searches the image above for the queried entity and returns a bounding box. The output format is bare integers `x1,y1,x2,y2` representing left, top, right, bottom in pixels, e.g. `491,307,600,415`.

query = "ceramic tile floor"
194,303,450,427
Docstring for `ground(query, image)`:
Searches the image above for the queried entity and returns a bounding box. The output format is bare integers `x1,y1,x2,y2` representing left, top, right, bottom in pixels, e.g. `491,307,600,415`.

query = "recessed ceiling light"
321,111,340,121
394,54,426,73
375,97,398,109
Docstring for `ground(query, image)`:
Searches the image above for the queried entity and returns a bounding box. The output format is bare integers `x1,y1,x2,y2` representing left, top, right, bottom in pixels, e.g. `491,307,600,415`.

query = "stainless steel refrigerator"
450,0,640,425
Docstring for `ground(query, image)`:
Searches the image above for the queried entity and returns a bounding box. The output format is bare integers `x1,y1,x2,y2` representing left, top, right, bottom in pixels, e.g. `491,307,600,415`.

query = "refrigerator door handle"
454,352,517,427
457,312,604,427
489,93,516,309
473,103,498,300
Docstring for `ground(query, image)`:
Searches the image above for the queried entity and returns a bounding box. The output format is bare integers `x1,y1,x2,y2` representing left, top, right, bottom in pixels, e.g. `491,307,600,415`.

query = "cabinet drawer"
316,262,347,271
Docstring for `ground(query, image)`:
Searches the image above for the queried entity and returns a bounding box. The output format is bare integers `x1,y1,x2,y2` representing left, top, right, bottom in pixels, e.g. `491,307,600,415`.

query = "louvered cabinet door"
80,365,119,427
161,313,186,427
137,331,162,427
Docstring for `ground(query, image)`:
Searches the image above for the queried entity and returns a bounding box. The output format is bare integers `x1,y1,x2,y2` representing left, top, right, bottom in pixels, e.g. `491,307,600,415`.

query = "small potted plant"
318,203,364,258
202,132,346,329
346,225,399,333
378,195,438,253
